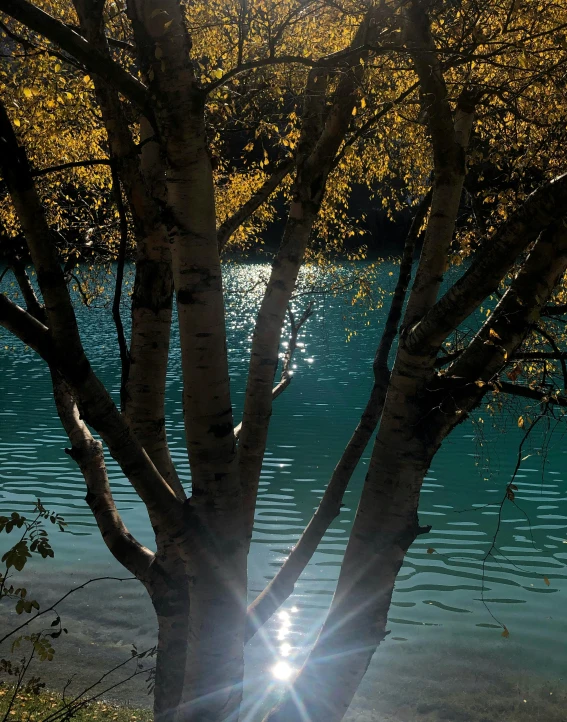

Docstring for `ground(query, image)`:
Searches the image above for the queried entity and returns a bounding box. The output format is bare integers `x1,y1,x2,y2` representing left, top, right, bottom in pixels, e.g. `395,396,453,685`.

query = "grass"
0,686,152,722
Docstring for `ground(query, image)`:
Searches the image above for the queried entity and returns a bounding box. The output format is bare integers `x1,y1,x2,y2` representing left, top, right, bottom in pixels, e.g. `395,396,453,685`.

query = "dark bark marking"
208,422,233,438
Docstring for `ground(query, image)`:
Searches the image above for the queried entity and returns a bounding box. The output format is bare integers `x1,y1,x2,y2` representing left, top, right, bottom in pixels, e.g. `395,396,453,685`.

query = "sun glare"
272,661,294,681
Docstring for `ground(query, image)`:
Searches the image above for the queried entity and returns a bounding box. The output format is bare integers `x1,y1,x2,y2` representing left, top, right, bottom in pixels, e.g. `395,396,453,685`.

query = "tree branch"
0,0,149,109
535,323,567,390
0,293,51,359
542,303,567,317
374,188,432,370
203,40,402,94
217,159,294,252
234,302,313,440
402,7,477,325
330,81,420,171
449,222,567,386
238,7,387,540
406,173,567,352
10,261,45,322
0,96,182,529
110,161,130,410
498,381,567,408
31,158,111,176
52,371,154,579
513,352,567,360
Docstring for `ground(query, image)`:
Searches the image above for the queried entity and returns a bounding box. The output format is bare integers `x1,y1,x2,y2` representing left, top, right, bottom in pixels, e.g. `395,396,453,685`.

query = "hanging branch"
110,161,130,410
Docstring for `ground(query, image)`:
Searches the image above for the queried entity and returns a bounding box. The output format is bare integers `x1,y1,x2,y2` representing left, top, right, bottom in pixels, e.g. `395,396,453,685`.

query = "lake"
1,261,566,721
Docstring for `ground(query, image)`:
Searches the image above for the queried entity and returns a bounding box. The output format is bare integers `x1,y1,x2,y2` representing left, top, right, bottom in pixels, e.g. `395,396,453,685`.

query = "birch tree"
1,1,567,721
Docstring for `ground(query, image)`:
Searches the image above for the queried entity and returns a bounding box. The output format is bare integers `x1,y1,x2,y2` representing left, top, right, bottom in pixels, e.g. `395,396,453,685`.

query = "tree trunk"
125,5,248,718
74,1,183,498
238,206,316,535
148,550,191,722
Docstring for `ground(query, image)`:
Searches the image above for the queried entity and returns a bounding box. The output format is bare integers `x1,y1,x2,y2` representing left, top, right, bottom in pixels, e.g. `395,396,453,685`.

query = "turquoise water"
1,262,566,719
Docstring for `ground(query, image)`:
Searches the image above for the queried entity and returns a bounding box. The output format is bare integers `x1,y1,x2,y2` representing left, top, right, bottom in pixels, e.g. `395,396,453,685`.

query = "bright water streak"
0,261,566,719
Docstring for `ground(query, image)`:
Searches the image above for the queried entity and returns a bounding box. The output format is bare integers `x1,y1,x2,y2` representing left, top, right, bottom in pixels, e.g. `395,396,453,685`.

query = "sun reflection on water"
271,660,294,681
270,607,299,682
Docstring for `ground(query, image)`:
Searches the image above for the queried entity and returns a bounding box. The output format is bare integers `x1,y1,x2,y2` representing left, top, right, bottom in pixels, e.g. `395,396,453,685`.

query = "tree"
1,1,567,721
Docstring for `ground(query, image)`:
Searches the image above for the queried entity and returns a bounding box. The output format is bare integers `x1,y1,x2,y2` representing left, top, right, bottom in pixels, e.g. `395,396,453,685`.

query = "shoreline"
1,570,566,720
2,620,565,721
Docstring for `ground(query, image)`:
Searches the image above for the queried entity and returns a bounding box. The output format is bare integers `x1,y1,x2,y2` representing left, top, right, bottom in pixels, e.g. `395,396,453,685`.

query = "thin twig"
110,162,130,409
0,577,136,647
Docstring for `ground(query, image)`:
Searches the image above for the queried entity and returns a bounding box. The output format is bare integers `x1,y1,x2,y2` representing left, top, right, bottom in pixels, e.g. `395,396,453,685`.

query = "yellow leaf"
502,626,510,638
518,416,524,428
544,576,550,586
489,328,501,340
54,63,61,72
23,88,32,99
351,106,357,116
13,118,20,127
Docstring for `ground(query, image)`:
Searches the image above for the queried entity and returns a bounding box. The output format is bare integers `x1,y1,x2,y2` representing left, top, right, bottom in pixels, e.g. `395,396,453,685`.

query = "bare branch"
110,161,131,410
374,189,432,371
0,293,52,359
31,158,111,176
542,303,567,317
498,381,567,408
234,301,313,440
513,351,567,361
535,323,567,390
217,159,294,252
10,261,45,322
449,222,567,385
52,371,154,578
